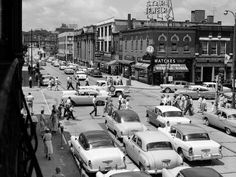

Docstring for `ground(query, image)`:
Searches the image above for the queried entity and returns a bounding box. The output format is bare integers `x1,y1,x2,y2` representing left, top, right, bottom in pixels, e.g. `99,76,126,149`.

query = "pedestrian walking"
29,76,33,88
184,96,193,116
107,99,114,116
67,105,75,120
90,95,97,117
52,167,65,177
43,128,53,160
50,105,58,133
200,96,207,114
166,95,171,105
180,95,186,112
160,94,165,105
31,112,38,133
118,93,123,110
28,64,32,75
125,98,132,109
57,102,63,120
102,97,109,117
85,76,89,86
35,72,39,84
54,77,60,91
63,97,72,118
48,78,53,90
198,96,203,113
120,98,126,110
66,76,70,89
26,92,34,113
67,77,74,90
39,110,47,137
120,73,123,85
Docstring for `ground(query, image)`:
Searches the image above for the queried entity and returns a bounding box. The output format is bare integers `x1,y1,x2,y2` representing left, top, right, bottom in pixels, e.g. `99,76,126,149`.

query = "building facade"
57,32,76,62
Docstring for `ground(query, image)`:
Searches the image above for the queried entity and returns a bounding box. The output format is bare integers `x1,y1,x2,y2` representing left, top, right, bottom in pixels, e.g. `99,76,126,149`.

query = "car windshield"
228,114,236,120
146,141,173,151
183,133,210,141
163,111,183,117
89,140,114,149
121,115,140,123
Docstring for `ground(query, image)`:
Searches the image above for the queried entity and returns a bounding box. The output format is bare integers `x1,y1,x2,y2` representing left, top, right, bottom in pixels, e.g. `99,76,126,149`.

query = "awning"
105,60,118,66
154,64,189,72
118,60,135,65
133,62,150,70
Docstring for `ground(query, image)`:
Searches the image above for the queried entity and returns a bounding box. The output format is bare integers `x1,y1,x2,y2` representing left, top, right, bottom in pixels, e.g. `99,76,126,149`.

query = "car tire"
177,149,185,160
225,128,232,135
139,163,145,171
165,88,171,93
204,118,210,126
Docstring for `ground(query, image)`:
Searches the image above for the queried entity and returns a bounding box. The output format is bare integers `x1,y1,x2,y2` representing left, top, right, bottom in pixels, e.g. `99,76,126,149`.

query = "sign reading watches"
156,58,176,64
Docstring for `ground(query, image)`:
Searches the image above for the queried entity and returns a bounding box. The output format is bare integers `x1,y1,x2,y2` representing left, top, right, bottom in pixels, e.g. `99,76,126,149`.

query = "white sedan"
146,106,191,127
202,82,231,92
105,109,147,140
61,89,109,106
70,130,126,173
159,124,223,161
123,131,183,174
74,70,87,80
96,169,151,177
64,67,74,74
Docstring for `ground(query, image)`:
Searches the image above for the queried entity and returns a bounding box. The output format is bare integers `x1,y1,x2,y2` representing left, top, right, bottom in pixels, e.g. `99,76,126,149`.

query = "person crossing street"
90,95,97,117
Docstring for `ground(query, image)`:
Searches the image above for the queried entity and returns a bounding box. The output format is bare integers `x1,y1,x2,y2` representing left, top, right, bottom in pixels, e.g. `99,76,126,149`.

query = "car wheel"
139,163,145,171
146,112,149,117
204,118,210,126
225,128,232,135
178,149,185,160
165,88,171,93
114,131,119,139
115,91,122,97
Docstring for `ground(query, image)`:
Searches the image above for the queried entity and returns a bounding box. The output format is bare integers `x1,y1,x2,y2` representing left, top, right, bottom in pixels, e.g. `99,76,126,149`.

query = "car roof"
180,167,222,177
111,171,151,177
135,131,169,143
115,109,139,118
155,106,181,112
172,124,207,135
82,130,111,143
219,108,236,114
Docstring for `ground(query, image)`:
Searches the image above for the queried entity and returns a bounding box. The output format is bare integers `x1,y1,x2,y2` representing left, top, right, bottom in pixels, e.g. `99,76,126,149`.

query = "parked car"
105,109,147,141
202,82,231,92
159,124,223,161
70,130,126,173
40,74,55,86
146,106,191,127
162,166,223,177
203,108,236,135
61,89,109,106
96,169,151,177
89,69,103,77
64,67,74,74
123,131,183,174
175,85,216,100
53,61,59,67
74,70,87,80
160,80,190,93
67,64,77,70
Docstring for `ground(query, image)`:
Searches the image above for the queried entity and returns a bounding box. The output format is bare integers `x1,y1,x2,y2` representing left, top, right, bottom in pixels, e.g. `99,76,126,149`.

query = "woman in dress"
43,128,53,160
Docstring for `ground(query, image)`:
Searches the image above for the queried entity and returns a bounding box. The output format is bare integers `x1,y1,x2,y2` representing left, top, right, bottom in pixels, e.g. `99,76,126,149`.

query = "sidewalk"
102,73,161,90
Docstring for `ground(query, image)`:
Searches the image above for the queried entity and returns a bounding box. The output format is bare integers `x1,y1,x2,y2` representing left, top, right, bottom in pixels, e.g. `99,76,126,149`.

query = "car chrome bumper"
187,153,223,161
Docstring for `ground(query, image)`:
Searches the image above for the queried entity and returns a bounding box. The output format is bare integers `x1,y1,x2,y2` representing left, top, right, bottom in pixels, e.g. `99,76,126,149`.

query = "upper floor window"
105,26,107,36
220,41,226,55
131,38,134,51
108,41,111,52
158,34,167,52
105,41,107,52
108,25,112,36
183,35,191,51
135,37,138,50
101,27,104,37
97,28,100,37
146,36,149,46
171,35,179,52
125,40,127,50
201,41,208,55
140,38,143,51
210,41,217,55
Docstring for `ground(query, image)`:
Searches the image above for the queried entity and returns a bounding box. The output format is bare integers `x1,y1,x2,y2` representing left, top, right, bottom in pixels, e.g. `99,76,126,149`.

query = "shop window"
210,41,217,55
220,41,226,55
201,41,208,55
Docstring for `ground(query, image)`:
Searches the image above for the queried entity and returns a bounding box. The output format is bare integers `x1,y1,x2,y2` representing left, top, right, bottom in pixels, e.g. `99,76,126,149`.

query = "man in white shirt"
90,95,97,117
125,98,132,109
26,92,34,113
118,94,123,110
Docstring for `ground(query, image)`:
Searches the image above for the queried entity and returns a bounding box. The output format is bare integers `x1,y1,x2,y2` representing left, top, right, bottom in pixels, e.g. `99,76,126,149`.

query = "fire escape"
0,0,43,176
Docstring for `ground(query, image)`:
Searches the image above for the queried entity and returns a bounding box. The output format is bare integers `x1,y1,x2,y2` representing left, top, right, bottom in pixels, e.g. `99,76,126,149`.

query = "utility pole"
31,29,33,75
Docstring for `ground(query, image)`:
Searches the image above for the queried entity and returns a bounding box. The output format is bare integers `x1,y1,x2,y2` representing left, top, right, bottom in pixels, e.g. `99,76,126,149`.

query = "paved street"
23,64,236,177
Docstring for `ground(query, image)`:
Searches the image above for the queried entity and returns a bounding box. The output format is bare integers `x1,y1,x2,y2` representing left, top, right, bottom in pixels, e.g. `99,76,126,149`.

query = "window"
183,35,191,51
140,38,143,50
105,41,107,52
105,26,107,36
158,35,166,52
201,41,208,54
101,41,104,51
108,25,112,36
96,42,99,51
146,36,149,46
125,40,127,50
210,41,217,55
135,37,138,50
101,27,104,37
171,35,178,52
97,28,100,37
220,41,226,55
176,131,182,139
108,41,111,52
131,39,134,51
137,138,142,148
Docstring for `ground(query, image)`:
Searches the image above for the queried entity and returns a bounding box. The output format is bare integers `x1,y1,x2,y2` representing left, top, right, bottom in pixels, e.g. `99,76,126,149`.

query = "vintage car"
159,124,223,161
70,130,126,173
105,109,147,140
203,108,236,135
162,166,223,177
202,82,231,92
67,64,77,70
89,69,103,77
175,85,216,100
74,70,87,80
59,64,67,70
40,74,55,86
96,169,151,177
61,89,109,106
123,131,183,174
64,67,74,74
160,80,190,93
96,80,130,97
146,106,191,127
53,61,60,67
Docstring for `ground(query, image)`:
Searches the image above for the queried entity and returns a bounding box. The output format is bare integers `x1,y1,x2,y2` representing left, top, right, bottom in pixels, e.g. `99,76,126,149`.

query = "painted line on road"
40,89,51,113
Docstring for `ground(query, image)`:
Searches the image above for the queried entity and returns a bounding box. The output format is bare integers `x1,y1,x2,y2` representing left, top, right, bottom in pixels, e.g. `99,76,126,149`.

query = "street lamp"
224,10,236,108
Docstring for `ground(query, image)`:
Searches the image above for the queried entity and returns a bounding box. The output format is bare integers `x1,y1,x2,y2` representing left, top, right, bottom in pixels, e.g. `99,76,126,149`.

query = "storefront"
56,53,66,61
118,60,135,78
105,60,119,75
132,62,151,84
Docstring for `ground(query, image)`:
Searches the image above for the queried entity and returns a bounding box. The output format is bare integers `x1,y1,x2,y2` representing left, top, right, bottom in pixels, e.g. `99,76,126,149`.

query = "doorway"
203,67,212,82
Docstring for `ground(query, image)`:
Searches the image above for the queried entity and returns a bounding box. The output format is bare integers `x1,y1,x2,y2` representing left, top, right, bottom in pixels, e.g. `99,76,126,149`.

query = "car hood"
118,122,146,135
165,117,190,125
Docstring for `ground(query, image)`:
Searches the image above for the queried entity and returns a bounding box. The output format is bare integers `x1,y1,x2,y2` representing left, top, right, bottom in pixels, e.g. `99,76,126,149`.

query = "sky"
22,0,236,31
